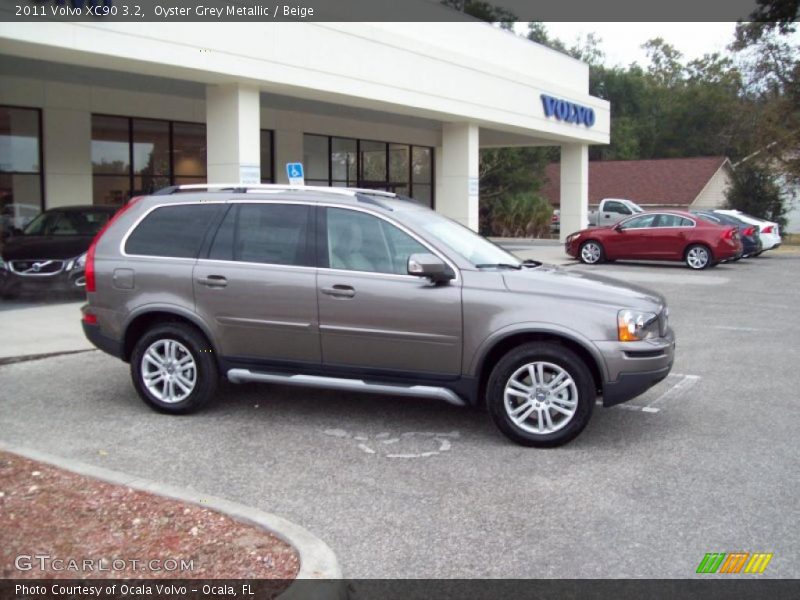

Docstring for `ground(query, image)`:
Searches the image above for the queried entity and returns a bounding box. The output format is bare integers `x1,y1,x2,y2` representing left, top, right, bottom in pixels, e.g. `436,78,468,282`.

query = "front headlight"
618,309,659,342
67,252,87,271
567,233,581,243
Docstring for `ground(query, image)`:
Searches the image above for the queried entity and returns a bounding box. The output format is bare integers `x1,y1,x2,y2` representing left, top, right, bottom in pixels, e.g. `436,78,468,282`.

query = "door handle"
197,275,228,288
321,284,355,298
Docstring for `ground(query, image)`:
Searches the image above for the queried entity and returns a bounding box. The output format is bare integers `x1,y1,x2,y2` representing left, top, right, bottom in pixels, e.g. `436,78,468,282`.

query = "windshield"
23,209,111,236
629,202,644,213
402,210,521,268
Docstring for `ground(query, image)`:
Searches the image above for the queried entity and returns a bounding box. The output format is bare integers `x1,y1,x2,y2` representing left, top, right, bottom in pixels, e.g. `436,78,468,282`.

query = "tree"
733,0,798,47
478,146,555,235
440,0,517,29
488,193,553,238
726,163,788,230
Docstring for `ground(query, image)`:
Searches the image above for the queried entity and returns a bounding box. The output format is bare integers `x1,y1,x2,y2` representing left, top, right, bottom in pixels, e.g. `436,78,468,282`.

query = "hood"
1,235,93,261
502,264,665,312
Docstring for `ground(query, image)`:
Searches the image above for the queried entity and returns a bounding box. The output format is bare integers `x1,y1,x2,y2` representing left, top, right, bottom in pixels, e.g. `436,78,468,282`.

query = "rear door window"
125,204,221,258
655,214,692,227
207,203,314,267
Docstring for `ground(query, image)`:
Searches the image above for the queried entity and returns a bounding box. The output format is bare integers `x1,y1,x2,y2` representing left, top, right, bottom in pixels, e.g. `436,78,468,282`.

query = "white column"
438,122,479,231
43,107,92,209
274,129,304,184
206,84,260,183
559,144,589,242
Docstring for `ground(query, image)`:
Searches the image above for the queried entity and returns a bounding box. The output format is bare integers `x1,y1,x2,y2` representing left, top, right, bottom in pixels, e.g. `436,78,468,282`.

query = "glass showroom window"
93,115,253,205
302,133,434,206
0,106,43,240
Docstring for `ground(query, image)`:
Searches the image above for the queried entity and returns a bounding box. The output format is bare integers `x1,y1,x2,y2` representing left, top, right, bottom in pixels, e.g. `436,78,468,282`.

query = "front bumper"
596,327,676,407
0,267,86,295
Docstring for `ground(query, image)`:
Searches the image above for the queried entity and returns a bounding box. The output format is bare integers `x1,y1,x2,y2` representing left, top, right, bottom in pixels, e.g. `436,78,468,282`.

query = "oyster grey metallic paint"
83,189,675,409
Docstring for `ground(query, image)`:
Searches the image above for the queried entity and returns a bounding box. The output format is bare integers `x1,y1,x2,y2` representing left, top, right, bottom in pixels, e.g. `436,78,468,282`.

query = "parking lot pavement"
1,252,799,578
0,295,89,360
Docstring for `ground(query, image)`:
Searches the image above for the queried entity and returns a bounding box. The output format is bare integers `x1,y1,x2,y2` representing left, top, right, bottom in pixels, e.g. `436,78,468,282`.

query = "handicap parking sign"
286,162,305,185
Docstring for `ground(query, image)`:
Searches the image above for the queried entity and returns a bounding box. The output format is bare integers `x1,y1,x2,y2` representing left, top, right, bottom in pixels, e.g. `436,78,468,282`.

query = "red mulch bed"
0,451,300,580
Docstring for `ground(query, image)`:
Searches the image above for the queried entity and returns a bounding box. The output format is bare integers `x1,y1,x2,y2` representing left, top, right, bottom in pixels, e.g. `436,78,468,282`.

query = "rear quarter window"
125,204,220,258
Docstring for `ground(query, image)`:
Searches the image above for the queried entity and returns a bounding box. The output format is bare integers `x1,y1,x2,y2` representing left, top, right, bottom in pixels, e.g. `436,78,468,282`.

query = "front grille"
9,259,65,276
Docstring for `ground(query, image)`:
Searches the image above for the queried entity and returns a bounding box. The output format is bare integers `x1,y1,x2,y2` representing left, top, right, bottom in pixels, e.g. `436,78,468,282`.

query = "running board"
226,369,466,407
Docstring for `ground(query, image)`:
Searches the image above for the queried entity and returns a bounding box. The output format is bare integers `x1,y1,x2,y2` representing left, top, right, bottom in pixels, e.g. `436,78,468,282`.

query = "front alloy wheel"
503,362,578,435
579,241,603,264
487,342,595,447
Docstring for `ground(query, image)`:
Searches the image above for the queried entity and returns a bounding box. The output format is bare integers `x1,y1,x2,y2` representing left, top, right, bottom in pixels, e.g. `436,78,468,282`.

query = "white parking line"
645,374,701,408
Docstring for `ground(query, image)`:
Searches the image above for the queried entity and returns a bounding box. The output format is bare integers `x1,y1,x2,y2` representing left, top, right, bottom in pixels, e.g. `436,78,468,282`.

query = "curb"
0,442,344,596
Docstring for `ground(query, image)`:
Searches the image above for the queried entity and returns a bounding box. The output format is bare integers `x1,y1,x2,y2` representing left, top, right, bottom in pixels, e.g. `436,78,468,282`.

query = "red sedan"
565,210,743,270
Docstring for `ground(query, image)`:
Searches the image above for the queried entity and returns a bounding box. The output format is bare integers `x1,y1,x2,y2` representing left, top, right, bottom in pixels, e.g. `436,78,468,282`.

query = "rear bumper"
82,320,123,359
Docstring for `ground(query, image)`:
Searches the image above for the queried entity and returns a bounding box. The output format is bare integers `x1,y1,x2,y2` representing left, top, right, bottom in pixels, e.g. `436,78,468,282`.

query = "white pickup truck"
588,198,644,227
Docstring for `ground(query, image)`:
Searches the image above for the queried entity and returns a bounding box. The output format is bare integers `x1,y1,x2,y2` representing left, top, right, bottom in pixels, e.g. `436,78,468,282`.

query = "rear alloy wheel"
579,240,604,265
131,323,218,414
486,342,595,447
685,244,711,270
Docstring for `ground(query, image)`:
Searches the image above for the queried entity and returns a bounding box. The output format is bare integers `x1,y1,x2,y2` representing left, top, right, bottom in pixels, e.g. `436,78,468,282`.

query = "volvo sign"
541,94,596,127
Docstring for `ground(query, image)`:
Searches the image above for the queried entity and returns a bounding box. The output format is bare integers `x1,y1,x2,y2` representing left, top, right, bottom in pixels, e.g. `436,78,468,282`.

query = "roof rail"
152,183,399,198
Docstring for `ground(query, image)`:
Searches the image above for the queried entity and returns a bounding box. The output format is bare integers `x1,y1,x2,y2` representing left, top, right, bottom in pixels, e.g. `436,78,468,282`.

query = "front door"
193,202,321,365
316,206,462,377
605,213,659,259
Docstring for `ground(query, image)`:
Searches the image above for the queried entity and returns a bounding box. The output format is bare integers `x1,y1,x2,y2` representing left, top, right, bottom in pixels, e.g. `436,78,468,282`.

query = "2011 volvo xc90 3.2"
81,184,675,447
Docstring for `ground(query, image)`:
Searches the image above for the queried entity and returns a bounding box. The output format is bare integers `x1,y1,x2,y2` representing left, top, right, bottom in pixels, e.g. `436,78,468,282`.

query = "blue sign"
541,94,596,127
286,162,305,185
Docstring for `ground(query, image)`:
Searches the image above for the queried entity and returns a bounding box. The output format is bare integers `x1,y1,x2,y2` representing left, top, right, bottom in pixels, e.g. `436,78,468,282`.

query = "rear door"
193,201,321,365
316,206,462,377
649,214,696,259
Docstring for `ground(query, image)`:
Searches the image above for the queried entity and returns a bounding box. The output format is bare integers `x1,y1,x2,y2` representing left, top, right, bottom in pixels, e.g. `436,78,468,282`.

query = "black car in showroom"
0,205,117,299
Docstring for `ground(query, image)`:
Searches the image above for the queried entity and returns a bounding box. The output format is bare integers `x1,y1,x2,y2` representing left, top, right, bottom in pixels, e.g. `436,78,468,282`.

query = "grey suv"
82,184,675,446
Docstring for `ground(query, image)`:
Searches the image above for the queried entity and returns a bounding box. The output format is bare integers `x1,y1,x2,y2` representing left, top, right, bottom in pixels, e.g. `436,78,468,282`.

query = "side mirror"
407,253,454,284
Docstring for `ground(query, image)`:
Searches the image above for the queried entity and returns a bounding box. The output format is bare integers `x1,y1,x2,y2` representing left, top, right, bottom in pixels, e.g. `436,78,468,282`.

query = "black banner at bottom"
2,579,799,600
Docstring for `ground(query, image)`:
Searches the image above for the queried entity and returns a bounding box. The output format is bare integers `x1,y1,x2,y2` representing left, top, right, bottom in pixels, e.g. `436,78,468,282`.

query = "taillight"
723,227,735,240
86,196,143,293
82,313,98,325
744,227,756,236
762,225,774,234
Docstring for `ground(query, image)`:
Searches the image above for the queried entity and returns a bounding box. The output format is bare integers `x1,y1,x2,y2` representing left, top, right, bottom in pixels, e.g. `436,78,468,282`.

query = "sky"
515,22,800,68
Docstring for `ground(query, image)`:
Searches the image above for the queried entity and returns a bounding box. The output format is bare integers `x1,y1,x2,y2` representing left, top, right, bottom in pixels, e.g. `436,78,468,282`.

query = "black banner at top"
0,0,782,23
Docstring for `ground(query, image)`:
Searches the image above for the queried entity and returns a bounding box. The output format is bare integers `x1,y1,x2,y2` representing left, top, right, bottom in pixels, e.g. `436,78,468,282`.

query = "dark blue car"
692,210,763,258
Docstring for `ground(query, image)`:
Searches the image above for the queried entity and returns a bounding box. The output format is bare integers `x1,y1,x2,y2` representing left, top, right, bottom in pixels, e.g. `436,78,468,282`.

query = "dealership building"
0,21,609,239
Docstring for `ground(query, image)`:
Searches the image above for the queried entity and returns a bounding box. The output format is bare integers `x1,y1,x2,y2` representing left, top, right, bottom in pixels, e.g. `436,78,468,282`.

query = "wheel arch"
122,306,217,364
473,328,606,408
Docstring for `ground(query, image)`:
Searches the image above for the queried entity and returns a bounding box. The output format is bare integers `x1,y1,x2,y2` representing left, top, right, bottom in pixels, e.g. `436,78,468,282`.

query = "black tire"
684,244,712,270
130,322,218,414
486,342,595,447
578,240,605,265
754,251,763,257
